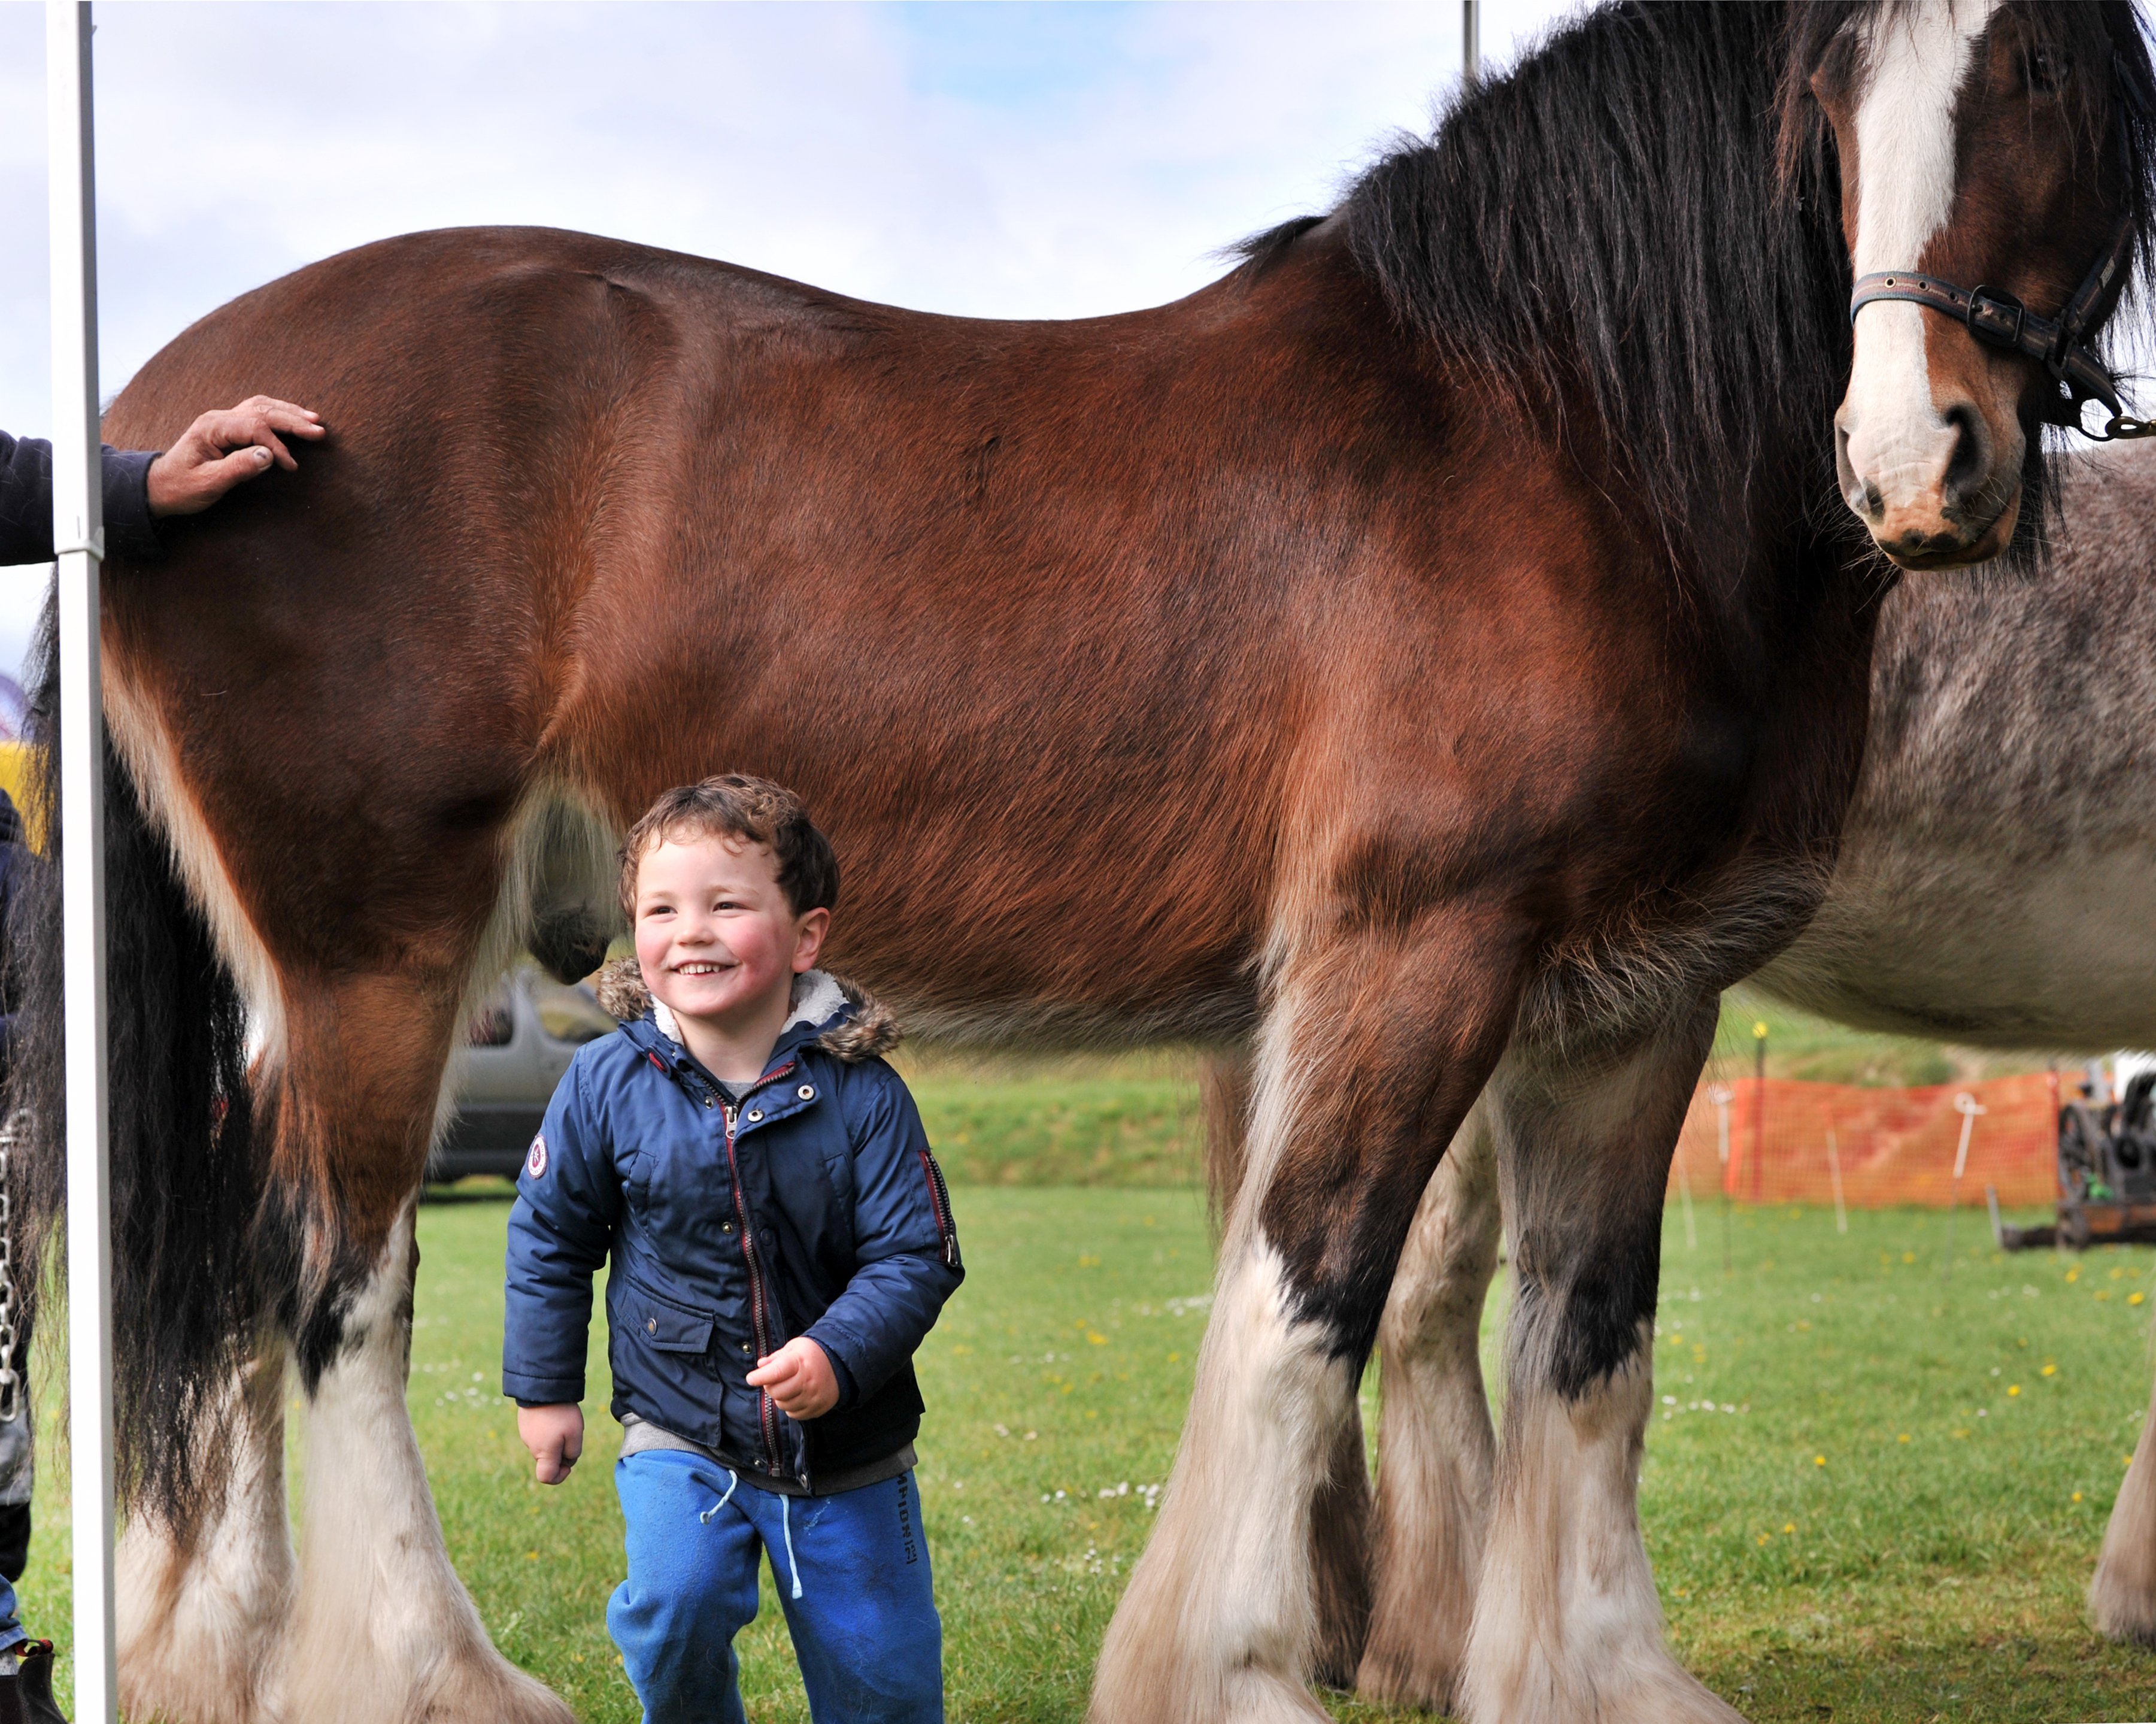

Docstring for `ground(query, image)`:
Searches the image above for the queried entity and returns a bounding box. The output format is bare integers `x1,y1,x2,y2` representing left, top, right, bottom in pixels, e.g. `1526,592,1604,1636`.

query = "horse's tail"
5,587,263,1538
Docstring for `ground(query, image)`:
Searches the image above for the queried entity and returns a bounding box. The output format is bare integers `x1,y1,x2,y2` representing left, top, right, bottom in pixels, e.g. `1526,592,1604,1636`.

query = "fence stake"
1826,1123,1848,1235
1675,1137,1697,1253
1943,1092,1985,1281
1709,1083,1734,1273
1751,1021,1767,1202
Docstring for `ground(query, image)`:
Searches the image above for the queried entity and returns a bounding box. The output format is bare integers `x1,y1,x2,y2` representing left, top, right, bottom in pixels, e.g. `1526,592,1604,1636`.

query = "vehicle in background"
428,966,616,1181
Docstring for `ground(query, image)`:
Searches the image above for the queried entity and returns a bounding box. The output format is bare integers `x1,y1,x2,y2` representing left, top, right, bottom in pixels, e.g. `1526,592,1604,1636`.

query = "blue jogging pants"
608,1448,944,1724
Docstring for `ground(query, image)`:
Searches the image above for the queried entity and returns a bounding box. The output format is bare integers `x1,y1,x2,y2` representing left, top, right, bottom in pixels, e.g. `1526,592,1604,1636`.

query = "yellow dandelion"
2073,1492,2085,1502
2067,1268,2081,1283
1782,1522,1795,1534
1757,1534,1770,1546
2008,1385,2021,1396
2133,1293,2147,1307
1897,1433,1911,1444
1902,1252,1916,1264
2041,1364,2057,1377
1814,1455,1826,1467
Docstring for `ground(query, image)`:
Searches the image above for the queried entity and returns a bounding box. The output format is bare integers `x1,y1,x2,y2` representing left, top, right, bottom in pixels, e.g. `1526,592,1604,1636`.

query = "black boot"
14,1642,63,1724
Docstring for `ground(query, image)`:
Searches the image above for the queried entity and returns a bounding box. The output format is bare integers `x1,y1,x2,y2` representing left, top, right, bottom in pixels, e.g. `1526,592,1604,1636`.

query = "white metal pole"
46,5,117,1720
1462,0,1481,90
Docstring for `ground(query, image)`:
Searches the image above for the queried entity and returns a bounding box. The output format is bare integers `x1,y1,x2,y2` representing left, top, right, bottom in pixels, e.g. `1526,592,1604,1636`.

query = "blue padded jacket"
502,967,962,1490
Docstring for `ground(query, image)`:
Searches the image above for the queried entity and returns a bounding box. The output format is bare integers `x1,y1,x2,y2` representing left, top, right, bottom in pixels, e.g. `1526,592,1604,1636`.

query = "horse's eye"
2022,45,2070,96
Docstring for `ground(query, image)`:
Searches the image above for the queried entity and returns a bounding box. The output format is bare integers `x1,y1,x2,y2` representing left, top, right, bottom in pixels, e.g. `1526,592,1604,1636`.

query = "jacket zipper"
721,1102,785,1476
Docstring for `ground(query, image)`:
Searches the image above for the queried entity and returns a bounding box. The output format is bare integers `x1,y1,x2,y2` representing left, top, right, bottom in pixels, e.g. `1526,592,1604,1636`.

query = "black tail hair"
5,585,264,1537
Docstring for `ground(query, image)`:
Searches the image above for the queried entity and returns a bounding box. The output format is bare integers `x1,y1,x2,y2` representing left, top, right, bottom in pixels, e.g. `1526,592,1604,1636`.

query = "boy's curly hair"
618,775,841,919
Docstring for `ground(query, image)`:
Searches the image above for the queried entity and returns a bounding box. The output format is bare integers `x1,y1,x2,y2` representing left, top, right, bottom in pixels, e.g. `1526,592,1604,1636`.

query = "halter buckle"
1962,284,2026,352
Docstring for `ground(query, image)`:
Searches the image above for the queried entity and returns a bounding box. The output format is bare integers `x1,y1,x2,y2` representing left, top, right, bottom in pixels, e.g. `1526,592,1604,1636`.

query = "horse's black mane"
1244,1,2156,563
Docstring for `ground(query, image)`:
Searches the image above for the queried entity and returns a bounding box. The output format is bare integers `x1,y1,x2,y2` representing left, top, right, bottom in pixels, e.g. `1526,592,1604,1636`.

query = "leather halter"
1848,65,2153,442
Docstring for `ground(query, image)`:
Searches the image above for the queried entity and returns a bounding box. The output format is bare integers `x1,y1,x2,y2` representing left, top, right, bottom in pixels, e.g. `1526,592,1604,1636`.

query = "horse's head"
1802,1,2155,571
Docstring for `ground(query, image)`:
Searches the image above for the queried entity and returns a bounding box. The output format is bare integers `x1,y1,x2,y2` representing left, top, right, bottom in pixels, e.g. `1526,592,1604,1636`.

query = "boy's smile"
633,833,829,1082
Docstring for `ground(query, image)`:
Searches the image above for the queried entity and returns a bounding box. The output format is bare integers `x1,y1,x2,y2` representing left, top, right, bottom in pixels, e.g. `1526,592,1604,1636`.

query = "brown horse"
8,4,2148,1723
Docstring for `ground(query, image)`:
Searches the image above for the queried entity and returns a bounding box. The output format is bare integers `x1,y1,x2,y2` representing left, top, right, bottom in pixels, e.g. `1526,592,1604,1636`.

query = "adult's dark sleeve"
0,432,163,568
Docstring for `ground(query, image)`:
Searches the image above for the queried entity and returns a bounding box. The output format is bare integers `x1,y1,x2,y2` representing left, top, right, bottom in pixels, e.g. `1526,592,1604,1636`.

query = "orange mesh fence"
1666,1072,2061,1209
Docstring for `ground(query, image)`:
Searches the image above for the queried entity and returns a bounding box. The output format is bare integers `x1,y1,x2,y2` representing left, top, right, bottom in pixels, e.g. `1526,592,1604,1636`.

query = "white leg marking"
1359,1104,1502,1710
1093,1238,1347,1724
2093,1383,2156,1645
1464,1347,1742,1724
116,1344,295,1724
1839,0,2000,520
277,1210,572,1724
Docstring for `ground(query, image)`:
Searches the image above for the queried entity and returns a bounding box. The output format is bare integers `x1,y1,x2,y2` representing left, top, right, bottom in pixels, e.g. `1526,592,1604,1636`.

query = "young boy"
503,775,963,1724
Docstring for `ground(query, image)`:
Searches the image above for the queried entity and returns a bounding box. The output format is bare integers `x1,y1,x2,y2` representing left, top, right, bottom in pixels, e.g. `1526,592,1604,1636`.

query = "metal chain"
0,1112,27,1423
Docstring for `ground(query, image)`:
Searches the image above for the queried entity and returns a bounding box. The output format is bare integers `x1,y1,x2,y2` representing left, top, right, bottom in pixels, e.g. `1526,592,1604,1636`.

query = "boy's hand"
518,1403,584,1484
747,1338,839,1420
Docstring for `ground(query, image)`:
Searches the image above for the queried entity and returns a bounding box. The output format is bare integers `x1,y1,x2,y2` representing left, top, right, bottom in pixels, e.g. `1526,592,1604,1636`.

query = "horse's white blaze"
280,1210,572,1724
1839,0,1999,528
1463,1347,1742,1724
115,1350,295,1724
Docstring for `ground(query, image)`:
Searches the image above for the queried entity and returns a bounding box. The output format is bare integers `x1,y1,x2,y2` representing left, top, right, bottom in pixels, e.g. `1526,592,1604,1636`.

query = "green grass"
897,1048,1207,1189
23,1191,2156,1722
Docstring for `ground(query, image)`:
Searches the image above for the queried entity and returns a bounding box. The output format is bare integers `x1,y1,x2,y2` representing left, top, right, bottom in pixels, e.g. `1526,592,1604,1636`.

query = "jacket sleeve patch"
526,1133,548,1179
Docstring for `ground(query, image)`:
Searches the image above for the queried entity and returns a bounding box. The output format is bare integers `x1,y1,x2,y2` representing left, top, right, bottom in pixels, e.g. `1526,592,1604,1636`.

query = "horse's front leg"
1091,910,1527,1724
1462,999,1740,1724
2092,1381,2156,1645
116,1341,295,1724
263,980,574,1724
1356,1099,1502,1711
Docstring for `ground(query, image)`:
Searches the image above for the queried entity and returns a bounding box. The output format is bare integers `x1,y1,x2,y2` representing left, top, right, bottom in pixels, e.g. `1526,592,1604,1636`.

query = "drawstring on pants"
694,1463,802,1599
699,1470,741,1525
781,1493,803,1599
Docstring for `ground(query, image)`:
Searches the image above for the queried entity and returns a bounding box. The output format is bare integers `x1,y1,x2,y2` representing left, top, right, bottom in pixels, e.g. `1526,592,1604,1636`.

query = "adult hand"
747,1337,839,1420
517,1402,584,1484
145,396,326,517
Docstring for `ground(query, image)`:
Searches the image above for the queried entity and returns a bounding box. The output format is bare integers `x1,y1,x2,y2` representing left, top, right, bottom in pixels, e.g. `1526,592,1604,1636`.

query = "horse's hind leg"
1462,1001,1741,1724
2092,1379,2156,1644
116,1341,295,1724
265,974,572,1724
1091,910,1526,1724
1356,1100,1501,1711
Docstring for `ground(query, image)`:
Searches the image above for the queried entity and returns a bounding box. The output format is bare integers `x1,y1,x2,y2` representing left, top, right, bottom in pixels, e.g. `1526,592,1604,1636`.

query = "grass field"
18,1189,2156,1723
8,998,2145,1720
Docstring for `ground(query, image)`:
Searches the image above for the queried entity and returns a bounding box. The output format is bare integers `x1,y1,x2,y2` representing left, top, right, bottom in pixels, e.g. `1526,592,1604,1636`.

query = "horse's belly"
1755,837,2156,1052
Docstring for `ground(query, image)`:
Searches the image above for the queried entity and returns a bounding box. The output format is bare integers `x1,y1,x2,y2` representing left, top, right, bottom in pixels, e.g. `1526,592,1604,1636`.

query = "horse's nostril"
1942,402,1988,496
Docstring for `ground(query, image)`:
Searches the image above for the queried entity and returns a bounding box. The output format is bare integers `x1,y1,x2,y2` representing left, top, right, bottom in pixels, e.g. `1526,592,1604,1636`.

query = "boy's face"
633,833,828,1033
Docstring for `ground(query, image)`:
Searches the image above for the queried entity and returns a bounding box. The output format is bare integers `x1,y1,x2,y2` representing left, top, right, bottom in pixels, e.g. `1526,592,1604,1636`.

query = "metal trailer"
1994,1066,2156,1250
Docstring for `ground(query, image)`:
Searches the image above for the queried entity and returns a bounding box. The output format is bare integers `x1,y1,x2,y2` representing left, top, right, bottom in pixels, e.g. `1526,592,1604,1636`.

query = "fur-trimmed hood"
591,958,902,1063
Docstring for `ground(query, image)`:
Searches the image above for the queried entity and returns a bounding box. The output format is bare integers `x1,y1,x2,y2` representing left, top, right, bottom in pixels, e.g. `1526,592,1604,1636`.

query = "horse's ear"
593,957,650,1022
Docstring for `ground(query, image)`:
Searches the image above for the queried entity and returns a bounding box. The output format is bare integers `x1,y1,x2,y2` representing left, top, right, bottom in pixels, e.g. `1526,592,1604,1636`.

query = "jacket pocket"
624,1285,715,1355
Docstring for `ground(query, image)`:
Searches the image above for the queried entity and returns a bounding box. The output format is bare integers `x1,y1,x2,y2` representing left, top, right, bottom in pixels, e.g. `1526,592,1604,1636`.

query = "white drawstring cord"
780,1493,803,1599
699,1470,740,1525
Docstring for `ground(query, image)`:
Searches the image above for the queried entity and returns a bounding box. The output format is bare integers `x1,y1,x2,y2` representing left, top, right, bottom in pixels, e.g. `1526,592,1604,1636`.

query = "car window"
533,979,614,1046
468,991,516,1047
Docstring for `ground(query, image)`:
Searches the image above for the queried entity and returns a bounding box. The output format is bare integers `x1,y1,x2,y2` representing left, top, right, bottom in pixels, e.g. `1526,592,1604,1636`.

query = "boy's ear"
793,906,832,972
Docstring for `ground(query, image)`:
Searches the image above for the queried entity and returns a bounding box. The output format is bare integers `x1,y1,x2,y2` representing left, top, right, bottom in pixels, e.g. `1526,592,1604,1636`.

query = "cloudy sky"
0,0,1557,677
